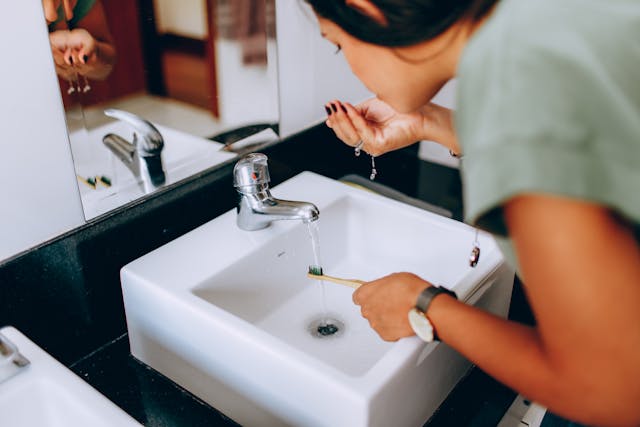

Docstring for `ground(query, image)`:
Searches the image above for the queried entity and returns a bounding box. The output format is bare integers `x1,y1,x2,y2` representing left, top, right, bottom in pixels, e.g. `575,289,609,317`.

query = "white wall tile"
0,1,84,262
276,0,371,138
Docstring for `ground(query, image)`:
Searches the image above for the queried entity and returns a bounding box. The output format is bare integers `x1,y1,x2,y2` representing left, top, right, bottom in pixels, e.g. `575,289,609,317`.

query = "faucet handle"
104,108,164,156
233,153,271,192
0,332,30,385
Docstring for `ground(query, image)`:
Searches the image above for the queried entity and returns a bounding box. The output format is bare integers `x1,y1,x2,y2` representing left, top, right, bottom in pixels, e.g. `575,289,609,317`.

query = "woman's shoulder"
464,0,640,72
457,0,640,236
458,0,640,128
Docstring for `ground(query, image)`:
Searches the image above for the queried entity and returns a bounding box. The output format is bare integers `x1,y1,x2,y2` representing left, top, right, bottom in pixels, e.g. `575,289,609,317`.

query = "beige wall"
153,0,208,39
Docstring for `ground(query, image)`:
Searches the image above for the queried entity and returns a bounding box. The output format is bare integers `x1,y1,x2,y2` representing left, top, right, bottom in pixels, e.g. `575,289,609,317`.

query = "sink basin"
69,120,236,219
0,326,141,427
121,171,514,427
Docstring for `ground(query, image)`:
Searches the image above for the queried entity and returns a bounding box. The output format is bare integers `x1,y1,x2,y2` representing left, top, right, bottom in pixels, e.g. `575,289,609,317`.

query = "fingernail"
331,103,338,113
83,55,89,63
340,104,347,114
325,106,332,115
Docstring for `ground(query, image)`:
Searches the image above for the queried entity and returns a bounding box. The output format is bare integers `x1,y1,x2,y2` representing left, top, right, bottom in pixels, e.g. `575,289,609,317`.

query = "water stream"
307,221,328,318
306,221,342,338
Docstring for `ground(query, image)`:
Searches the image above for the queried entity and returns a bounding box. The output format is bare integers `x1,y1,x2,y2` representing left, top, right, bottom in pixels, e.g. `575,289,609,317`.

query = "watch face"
408,308,434,342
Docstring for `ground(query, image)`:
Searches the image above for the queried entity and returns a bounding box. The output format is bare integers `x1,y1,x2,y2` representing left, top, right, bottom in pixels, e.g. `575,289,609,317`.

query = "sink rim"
124,172,501,296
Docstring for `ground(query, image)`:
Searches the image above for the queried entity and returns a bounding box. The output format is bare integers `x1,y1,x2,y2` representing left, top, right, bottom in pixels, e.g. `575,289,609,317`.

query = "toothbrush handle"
307,273,365,289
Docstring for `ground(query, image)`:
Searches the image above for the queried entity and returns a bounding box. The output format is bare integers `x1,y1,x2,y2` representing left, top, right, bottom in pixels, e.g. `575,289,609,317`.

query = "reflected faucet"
0,333,30,384
233,153,319,230
102,109,166,193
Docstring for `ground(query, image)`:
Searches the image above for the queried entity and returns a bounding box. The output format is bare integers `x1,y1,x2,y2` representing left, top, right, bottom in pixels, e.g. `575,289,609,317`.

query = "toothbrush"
307,266,365,289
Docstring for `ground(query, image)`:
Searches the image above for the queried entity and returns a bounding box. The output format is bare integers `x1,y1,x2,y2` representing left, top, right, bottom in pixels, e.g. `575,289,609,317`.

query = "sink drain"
308,316,345,339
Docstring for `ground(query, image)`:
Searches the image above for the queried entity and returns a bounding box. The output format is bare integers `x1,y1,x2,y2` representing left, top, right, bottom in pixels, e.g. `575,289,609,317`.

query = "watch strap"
414,286,457,342
415,286,457,314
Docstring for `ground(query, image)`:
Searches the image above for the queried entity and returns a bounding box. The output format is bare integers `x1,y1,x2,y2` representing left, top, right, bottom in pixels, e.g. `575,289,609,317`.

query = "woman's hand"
352,272,431,341
324,97,460,156
49,28,98,75
49,29,102,80
49,30,76,80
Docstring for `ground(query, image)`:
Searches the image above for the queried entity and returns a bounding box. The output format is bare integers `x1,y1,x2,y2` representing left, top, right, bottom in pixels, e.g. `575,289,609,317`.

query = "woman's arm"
353,194,640,426
429,195,640,426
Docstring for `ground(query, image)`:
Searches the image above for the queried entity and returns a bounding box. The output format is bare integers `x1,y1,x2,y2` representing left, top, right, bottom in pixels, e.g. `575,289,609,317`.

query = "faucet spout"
233,153,320,231
102,109,166,193
237,190,319,231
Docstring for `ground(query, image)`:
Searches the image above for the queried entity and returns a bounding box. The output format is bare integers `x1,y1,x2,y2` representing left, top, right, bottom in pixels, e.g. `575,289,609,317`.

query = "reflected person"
307,1,640,426
44,0,116,82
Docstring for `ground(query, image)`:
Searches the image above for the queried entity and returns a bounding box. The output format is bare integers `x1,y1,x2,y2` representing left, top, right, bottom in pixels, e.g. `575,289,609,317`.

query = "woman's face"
317,16,455,113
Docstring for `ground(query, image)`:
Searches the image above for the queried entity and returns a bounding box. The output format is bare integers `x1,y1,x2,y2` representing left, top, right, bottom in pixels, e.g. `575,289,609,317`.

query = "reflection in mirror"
46,0,279,219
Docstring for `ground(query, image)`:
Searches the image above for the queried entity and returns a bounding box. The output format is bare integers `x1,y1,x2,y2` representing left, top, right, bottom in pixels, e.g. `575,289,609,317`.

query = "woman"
305,0,640,426
44,0,116,82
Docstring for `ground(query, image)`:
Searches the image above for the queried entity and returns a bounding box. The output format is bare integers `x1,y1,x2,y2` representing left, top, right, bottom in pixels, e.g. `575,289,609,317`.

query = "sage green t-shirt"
456,0,640,270
49,0,97,29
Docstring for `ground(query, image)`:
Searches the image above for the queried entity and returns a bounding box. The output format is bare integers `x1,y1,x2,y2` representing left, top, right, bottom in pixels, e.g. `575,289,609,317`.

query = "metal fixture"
233,153,319,230
102,108,166,193
0,333,30,384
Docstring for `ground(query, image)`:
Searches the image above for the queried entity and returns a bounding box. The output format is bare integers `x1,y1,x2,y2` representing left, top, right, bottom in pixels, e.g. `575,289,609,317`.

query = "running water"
307,221,344,338
307,221,329,319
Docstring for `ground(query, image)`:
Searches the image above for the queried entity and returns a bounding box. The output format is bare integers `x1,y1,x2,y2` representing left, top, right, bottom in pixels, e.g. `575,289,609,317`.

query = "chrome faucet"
102,109,166,193
233,153,319,230
0,333,30,384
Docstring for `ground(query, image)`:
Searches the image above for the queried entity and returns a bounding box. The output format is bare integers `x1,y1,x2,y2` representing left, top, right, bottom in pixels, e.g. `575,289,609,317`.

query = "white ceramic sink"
69,120,236,219
121,172,514,427
0,326,141,427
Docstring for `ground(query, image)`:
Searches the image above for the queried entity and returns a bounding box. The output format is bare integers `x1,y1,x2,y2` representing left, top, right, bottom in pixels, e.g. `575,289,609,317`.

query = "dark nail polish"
331,103,338,113
69,56,73,64
325,106,332,115
83,55,89,63
340,104,347,114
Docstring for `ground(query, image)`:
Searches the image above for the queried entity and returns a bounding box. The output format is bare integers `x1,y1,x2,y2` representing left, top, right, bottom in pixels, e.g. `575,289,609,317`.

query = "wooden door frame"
205,0,220,118
137,0,167,97
136,0,219,118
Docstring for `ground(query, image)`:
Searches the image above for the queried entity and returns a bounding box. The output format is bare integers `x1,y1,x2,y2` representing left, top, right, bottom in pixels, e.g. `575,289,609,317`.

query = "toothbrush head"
307,265,324,277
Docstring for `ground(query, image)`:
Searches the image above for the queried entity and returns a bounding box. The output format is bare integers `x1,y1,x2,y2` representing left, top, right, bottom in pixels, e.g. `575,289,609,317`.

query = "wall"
0,1,84,263
418,80,461,169
154,0,208,39
215,39,280,128
276,1,371,138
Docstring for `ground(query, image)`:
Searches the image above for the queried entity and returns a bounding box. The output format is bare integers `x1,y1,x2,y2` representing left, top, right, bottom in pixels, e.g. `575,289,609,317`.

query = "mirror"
45,0,279,219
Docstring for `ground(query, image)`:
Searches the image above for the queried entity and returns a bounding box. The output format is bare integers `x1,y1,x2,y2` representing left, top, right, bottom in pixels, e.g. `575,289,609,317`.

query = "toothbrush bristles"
308,265,323,276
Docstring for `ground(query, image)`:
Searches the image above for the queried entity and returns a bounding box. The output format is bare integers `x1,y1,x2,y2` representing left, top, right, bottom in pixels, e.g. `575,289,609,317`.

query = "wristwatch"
408,286,457,342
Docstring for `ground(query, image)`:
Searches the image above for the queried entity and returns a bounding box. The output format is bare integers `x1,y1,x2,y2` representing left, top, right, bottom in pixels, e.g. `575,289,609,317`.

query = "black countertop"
1,123,533,426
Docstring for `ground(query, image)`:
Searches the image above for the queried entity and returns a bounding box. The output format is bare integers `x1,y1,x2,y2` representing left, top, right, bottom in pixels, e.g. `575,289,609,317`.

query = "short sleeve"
70,0,98,27
455,0,640,236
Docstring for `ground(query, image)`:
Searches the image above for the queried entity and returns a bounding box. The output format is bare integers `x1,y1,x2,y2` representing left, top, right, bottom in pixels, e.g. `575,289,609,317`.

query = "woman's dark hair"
304,0,498,47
